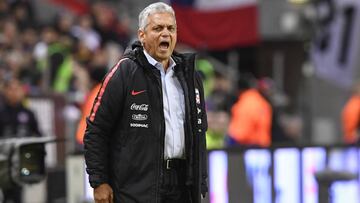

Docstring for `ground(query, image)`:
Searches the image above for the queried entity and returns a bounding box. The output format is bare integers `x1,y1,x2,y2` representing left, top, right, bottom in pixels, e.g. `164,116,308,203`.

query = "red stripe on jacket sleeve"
89,58,127,122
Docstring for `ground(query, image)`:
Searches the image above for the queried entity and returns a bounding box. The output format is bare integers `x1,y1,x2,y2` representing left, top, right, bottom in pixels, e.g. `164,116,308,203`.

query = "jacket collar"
143,50,176,73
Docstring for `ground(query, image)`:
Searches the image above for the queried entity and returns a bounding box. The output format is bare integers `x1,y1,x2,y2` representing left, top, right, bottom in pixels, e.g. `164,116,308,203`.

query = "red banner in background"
171,0,259,50
50,0,89,15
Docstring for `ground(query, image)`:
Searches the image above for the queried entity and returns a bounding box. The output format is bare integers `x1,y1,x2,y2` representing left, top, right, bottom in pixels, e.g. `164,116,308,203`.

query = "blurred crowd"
0,1,132,200
0,0,130,99
0,0,133,146
195,57,302,149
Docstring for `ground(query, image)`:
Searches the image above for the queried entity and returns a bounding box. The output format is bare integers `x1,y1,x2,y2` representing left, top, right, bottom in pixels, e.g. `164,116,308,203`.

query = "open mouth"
159,41,170,50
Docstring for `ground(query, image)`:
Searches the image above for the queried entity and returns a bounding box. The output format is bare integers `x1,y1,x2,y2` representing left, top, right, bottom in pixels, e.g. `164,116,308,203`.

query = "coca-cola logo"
130,103,149,111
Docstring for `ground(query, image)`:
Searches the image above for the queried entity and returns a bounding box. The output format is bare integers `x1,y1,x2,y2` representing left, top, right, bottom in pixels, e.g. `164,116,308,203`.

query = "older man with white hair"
83,2,208,203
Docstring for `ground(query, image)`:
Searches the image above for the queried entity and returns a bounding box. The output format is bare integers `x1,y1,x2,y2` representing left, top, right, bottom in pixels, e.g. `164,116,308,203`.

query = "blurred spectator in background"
33,26,68,93
54,12,74,39
75,66,107,146
205,72,237,149
10,1,36,31
71,14,101,52
342,80,360,144
257,77,298,144
90,2,130,48
207,72,237,113
0,77,41,138
227,74,272,147
0,77,41,203
206,111,229,149
196,57,215,98
44,26,73,93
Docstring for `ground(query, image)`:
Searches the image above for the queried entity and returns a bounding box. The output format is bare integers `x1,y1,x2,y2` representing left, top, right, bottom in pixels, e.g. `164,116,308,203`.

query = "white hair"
138,2,176,31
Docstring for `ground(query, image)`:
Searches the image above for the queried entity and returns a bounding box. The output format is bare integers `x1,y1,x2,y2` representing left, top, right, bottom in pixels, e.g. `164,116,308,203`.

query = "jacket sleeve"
195,72,208,197
83,59,128,188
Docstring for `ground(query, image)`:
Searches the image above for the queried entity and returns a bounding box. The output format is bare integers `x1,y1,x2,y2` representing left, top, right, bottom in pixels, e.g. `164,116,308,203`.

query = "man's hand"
94,183,114,203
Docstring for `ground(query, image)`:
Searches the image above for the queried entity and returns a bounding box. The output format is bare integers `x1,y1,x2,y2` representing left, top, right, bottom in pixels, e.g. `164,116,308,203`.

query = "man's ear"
138,29,145,45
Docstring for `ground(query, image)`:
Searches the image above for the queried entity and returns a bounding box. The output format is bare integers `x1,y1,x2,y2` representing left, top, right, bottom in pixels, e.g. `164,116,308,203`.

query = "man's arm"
195,72,208,198
83,59,128,200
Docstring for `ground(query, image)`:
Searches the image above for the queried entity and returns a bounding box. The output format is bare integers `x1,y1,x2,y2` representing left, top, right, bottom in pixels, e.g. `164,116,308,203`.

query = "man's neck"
143,50,174,72
161,60,169,71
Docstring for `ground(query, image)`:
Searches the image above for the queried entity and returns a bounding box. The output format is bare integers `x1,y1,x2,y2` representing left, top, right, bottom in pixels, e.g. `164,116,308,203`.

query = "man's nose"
161,29,171,36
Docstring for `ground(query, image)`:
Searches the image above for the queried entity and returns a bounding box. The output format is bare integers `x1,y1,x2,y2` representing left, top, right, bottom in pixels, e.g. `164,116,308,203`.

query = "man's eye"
154,27,162,32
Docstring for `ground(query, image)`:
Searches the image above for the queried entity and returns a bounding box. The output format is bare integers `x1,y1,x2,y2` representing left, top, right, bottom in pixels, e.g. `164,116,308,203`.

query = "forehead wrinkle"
149,13,175,24
153,23,176,28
